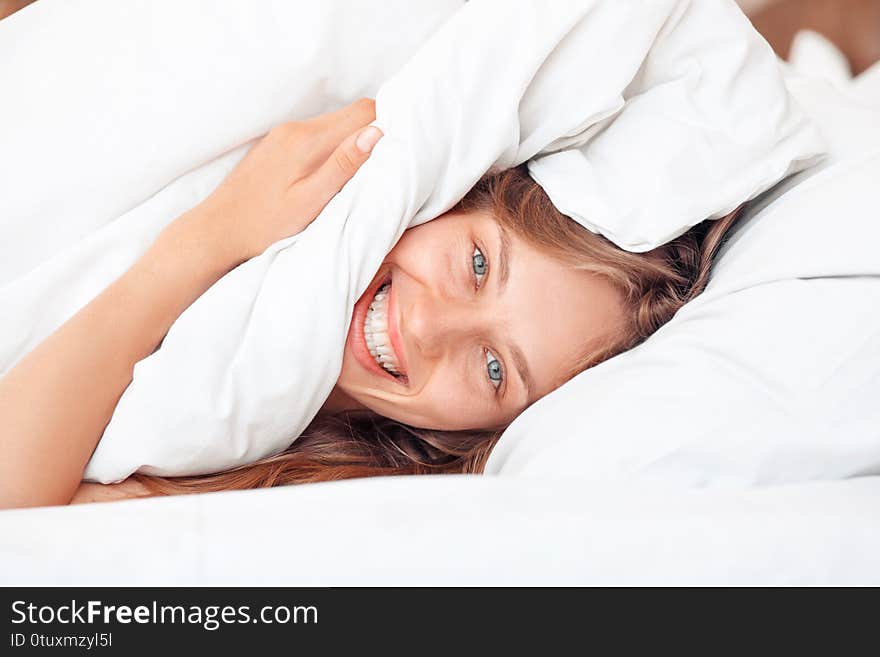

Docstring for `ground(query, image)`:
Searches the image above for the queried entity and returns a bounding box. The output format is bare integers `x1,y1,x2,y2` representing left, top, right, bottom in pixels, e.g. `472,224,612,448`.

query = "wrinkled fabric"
0,0,823,482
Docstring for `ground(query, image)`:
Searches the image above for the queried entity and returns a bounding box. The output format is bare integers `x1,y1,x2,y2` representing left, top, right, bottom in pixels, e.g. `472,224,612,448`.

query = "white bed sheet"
1,475,878,585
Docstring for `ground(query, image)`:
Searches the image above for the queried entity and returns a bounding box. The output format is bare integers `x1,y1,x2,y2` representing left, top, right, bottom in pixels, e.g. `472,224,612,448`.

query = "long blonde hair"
136,165,741,495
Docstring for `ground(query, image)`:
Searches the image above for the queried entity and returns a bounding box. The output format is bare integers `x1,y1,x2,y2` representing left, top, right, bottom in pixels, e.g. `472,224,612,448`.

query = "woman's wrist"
156,202,246,278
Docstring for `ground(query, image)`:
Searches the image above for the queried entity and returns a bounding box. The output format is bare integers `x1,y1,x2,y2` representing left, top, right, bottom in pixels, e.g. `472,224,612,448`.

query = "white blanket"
0,0,823,482
2,475,879,585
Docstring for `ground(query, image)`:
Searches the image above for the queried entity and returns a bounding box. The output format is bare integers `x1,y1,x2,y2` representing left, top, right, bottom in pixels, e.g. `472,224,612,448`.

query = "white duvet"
0,0,823,482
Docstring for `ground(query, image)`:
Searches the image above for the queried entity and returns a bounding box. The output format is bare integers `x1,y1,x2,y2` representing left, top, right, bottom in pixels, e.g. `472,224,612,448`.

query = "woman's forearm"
0,210,233,509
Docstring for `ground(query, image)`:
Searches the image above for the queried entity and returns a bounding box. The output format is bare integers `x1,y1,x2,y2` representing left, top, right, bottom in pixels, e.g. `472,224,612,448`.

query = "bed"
1,0,878,585
1,475,878,585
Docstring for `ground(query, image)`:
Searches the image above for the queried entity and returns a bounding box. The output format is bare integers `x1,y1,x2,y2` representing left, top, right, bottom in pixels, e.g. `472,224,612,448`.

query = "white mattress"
1,475,878,585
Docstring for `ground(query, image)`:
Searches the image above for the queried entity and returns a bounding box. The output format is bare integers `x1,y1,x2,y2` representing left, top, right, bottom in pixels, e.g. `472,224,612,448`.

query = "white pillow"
526,0,825,252
487,80,880,486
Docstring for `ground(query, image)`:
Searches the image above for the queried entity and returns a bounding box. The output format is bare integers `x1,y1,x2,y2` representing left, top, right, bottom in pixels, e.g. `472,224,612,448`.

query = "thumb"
290,126,383,219
317,125,382,185
291,126,382,220
288,126,382,232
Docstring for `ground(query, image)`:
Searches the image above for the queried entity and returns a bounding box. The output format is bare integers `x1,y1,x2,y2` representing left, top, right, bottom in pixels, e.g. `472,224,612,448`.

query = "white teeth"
364,283,402,376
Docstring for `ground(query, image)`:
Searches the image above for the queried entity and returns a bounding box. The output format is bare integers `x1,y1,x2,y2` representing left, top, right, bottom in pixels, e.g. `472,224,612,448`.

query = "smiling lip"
348,271,408,386
386,281,408,378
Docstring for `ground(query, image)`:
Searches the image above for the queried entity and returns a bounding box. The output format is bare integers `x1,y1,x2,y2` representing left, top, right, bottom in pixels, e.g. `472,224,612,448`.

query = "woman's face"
331,209,626,430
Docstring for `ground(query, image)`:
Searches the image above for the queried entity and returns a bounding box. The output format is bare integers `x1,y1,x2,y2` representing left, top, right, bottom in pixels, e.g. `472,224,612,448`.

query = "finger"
303,98,376,158
289,125,383,218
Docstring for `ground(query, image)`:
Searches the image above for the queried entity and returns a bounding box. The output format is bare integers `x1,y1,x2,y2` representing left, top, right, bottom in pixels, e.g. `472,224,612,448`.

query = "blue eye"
472,246,487,287
485,349,503,389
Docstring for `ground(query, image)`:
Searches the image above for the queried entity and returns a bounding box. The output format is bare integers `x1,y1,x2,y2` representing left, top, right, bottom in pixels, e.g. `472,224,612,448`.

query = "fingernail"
356,126,383,153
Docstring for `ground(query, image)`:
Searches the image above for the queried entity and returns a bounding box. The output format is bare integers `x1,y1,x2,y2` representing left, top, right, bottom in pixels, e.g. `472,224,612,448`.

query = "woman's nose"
406,292,479,360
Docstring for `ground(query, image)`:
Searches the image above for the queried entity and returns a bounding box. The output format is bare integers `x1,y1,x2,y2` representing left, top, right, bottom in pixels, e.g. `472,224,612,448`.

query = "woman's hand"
187,97,382,267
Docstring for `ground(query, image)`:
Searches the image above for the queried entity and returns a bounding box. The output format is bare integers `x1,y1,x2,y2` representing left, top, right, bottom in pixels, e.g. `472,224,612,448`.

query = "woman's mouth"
349,273,409,385
364,282,404,377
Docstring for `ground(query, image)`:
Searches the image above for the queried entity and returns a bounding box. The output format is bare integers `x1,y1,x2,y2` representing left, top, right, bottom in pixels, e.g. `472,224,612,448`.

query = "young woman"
0,99,740,508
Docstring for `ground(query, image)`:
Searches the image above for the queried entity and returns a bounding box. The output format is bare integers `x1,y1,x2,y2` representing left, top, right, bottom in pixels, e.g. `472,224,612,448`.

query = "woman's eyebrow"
496,222,512,292
495,222,534,405
509,342,534,405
